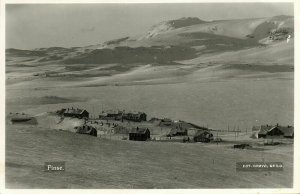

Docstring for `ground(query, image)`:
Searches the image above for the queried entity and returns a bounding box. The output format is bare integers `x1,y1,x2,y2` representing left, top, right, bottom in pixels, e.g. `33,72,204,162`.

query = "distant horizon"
6,3,294,49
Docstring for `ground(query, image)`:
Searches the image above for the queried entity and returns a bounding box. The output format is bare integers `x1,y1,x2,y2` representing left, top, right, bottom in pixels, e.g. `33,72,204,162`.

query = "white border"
1,1,299,194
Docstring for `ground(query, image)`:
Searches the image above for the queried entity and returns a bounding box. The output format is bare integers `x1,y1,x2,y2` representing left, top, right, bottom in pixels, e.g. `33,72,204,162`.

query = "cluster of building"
268,28,291,41
126,118,214,142
54,107,294,142
126,126,214,142
99,110,147,122
56,108,147,122
252,124,294,139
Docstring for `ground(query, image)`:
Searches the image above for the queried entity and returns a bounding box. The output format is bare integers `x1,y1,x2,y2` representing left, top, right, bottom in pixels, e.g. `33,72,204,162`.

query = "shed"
129,127,150,141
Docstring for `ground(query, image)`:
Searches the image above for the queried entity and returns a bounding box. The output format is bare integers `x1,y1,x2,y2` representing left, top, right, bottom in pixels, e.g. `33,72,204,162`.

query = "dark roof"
278,126,294,136
129,127,149,134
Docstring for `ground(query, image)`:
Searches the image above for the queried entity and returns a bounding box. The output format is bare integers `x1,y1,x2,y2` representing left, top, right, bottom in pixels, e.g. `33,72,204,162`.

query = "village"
8,107,294,149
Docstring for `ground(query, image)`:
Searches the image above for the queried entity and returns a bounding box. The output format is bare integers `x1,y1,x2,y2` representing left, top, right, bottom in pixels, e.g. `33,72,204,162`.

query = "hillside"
6,124,293,188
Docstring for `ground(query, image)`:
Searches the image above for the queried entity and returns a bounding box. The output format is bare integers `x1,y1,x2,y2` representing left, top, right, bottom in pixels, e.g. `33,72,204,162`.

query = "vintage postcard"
1,0,299,193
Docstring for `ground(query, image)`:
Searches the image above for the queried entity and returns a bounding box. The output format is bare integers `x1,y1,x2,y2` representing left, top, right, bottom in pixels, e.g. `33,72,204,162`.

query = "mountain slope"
63,15,293,65
6,15,294,87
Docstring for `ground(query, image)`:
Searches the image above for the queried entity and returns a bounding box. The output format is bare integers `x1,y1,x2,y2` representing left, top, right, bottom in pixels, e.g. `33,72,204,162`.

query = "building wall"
129,131,150,141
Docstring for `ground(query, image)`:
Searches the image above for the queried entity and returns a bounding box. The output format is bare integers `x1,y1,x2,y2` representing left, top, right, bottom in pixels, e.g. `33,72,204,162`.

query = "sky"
6,3,294,49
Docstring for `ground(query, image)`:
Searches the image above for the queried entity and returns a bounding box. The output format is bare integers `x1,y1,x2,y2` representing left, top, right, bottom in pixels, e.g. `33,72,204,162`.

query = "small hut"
129,127,150,141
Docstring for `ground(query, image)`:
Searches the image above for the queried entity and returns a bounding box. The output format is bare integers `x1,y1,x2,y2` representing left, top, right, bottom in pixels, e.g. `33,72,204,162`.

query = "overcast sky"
6,3,294,49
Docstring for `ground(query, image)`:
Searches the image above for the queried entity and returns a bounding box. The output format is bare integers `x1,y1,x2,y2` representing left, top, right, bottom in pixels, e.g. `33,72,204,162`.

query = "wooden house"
58,107,89,119
129,127,150,141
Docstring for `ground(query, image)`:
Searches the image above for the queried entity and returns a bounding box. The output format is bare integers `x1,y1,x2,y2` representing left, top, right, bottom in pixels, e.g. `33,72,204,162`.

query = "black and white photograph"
1,1,299,192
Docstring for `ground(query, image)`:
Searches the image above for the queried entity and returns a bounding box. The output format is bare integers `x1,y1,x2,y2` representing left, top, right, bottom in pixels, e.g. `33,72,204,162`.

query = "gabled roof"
278,126,294,136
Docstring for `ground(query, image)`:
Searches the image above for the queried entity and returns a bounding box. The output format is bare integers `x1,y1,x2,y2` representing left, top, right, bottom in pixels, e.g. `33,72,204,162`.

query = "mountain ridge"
6,15,294,70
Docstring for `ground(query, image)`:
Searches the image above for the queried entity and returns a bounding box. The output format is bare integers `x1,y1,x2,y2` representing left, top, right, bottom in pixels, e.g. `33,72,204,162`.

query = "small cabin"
129,127,150,141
